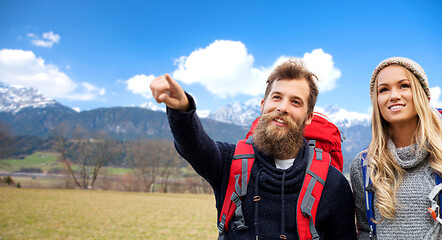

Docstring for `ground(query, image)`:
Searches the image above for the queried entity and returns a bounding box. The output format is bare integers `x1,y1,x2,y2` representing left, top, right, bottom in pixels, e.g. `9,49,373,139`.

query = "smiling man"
150,59,357,239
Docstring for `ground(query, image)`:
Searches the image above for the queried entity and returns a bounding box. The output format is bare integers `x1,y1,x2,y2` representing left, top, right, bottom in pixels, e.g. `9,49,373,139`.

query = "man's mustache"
259,111,298,129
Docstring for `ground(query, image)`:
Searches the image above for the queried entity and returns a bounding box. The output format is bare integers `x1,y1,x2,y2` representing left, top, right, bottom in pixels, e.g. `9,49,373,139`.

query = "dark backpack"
218,112,342,240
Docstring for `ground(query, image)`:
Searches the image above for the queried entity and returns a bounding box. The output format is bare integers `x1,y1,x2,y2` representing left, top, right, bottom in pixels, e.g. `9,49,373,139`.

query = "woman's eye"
401,84,410,89
379,88,388,93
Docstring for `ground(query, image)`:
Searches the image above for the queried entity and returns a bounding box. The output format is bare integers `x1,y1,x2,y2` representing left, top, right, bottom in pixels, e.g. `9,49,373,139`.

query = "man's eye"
292,100,300,105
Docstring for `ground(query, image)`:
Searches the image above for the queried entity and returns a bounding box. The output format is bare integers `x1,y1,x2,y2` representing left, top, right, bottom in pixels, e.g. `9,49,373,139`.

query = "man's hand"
150,74,190,111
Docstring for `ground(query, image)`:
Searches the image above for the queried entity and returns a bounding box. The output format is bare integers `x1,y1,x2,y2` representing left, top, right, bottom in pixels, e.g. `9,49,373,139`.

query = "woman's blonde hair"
368,65,442,220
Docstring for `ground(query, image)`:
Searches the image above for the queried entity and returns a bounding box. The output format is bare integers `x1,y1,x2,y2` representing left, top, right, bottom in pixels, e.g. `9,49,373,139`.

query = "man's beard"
253,111,306,159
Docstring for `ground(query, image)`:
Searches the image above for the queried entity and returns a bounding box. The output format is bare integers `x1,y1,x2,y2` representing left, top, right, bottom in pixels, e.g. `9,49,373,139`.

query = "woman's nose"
389,88,401,101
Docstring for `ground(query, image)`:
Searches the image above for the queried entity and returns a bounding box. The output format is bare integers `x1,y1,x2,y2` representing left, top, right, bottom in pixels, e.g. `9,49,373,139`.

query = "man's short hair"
264,59,319,114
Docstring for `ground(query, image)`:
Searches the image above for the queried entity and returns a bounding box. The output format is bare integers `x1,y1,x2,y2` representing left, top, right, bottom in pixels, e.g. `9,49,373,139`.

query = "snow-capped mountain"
206,99,371,129
207,97,262,126
314,105,371,128
140,101,166,112
0,82,57,113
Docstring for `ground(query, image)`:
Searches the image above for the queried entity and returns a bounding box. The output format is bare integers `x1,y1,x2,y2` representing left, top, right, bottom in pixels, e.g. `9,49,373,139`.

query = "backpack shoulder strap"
361,152,377,239
427,108,442,224
428,173,442,225
297,143,331,240
437,174,442,218
218,137,255,238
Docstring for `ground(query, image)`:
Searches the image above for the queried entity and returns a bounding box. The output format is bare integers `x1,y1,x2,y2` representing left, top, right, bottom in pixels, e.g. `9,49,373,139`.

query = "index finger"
164,73,181,92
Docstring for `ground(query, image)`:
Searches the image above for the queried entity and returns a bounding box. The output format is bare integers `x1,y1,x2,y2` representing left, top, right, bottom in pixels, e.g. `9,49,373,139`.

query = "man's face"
261,78,313,130
253,78,313,159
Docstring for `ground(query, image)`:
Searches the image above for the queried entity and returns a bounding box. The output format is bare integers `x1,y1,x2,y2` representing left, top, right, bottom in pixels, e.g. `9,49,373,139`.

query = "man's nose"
276,100,289,113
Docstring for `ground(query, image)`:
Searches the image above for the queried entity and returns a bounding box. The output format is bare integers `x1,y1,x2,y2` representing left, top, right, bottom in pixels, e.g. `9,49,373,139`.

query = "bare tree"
52,125,117,190
128,139,158,192
89,131,119,189
52,123,82,188
72,127,91,189
159,142,182,193
128,139,181,192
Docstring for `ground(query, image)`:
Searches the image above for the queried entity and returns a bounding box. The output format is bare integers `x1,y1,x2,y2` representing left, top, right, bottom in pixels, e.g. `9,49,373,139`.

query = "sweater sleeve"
350,153,371,240
166,93,234,190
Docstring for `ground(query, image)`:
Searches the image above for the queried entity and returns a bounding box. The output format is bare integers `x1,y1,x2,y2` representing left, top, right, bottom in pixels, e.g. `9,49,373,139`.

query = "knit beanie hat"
370,57,430,100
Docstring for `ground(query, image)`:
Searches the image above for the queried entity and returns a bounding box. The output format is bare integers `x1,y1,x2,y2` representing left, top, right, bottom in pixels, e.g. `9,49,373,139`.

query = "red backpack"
245,112,343,171
218,112,343,240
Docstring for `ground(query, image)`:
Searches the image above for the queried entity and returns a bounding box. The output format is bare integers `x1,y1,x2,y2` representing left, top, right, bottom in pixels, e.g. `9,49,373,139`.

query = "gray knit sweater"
350,140,442,239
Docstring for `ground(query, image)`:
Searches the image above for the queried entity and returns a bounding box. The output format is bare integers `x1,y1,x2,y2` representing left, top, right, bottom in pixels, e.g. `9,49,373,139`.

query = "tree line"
0,121,211,193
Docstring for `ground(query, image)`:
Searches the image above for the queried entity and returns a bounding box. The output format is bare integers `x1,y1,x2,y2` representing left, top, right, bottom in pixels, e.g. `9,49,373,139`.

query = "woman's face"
377,65,418,128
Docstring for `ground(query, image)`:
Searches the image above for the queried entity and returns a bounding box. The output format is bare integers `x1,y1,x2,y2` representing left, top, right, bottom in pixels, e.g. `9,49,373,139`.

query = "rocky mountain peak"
0,82,56,114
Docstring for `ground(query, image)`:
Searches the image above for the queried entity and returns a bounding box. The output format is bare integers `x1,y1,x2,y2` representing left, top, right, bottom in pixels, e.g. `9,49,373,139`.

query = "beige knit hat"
370,57,430,100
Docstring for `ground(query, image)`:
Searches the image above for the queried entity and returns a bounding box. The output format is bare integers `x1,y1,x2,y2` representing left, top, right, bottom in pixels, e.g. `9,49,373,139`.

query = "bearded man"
150,59,356,239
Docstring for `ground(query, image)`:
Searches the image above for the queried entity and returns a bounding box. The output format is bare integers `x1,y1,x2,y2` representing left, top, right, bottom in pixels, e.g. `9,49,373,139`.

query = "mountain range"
0,82,372,172
0,83,249,142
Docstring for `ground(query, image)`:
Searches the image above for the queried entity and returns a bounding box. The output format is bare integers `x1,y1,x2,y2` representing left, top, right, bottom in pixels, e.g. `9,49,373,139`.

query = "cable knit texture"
351,140,442,240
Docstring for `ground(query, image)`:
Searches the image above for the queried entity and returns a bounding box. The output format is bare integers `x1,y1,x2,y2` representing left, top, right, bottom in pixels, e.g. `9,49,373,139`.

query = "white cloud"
82,82,105,96
173,40,270,98
172,40,340,98
27,31,60,48
65,82,106,100
196,109,211,118
430,86,442,108
303,49,341,92
125,74,156,98
0,49,104,101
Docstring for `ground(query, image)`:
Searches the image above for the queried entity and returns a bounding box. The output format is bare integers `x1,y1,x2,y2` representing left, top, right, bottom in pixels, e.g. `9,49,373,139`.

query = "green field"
0,152,132,175
0,152,62,173
0,188,218,239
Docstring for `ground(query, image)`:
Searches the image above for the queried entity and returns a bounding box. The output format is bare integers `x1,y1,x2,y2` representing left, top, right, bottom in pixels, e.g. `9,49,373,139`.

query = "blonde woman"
350,57,442,239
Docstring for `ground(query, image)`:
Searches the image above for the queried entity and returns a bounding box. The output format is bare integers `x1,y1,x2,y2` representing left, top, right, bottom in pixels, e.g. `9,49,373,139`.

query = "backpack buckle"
218,214,227,235
428,207,437,221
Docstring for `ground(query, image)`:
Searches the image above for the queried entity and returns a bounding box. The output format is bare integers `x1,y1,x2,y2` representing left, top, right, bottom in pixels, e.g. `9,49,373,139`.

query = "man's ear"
305,112,314,125
260,99,265,114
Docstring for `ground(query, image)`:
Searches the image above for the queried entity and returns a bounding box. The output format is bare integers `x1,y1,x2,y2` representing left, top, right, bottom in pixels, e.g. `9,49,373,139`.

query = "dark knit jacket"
167,95,357,239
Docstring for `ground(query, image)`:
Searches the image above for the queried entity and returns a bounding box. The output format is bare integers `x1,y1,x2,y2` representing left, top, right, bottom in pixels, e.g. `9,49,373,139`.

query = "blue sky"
1,0,441,118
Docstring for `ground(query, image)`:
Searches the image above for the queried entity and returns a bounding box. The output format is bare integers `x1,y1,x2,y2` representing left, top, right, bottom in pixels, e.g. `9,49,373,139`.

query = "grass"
0,152,62,173
0,188,218,239
1,152,134,176
103,166,132,175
